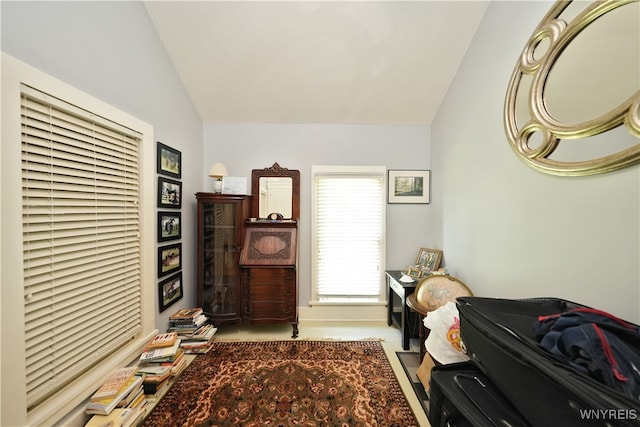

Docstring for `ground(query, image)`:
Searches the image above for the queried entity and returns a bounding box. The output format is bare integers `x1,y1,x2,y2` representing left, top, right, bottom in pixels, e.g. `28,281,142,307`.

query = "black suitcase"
429,361,531,427
457,297,640,427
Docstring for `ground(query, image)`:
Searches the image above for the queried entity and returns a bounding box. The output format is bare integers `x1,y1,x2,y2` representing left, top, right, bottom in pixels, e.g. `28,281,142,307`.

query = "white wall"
1,1,203,332
3,0,636,332
2,2,203,424
202,122,437,310
432,1,640,321
5,0,636,423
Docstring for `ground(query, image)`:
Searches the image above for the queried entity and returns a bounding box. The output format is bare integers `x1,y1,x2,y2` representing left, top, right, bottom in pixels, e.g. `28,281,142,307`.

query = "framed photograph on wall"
158,177,182,208
388,170,430,204
158,272,183,312
416,247,443,272
157,141,181,178
158,243,181,277
158,211,181,242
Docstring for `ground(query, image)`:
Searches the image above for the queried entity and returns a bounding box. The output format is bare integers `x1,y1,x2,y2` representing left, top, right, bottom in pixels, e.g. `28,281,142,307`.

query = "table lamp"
208,162,228,193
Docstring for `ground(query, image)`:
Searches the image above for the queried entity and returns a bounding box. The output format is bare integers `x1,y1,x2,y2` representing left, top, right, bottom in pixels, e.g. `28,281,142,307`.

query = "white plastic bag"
423,301,469,364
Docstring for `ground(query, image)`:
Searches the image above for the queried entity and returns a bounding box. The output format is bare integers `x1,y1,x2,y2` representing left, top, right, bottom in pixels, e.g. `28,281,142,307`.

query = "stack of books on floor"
167,307,217,354
138,332,187,401
84,366,146,427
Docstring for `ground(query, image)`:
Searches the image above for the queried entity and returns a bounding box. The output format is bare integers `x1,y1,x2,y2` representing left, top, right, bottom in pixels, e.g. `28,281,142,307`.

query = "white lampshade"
208,162,228,178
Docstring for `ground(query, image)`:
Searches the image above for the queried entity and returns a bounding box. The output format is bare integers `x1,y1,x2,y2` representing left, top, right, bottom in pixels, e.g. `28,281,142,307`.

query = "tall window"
21,85,144,409
0,57,156,425
311,166,386,303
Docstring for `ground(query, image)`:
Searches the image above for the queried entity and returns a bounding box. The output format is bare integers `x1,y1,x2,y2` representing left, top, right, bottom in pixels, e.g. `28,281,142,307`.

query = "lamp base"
213,179,223,193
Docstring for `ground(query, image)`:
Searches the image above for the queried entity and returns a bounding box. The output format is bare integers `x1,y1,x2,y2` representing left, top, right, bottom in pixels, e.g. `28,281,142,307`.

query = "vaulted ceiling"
144,1,490,125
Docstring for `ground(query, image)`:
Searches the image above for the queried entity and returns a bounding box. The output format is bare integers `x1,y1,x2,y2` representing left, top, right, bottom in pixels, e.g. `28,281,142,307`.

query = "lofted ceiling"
144,1,490,125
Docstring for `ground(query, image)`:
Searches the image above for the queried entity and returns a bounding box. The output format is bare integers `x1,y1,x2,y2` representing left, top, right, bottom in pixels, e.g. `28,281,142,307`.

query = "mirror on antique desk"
251,162,300,220
241,162,301,338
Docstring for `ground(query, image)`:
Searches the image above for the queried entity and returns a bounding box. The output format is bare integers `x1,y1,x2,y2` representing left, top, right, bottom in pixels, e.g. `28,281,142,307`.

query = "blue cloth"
534,308,640,399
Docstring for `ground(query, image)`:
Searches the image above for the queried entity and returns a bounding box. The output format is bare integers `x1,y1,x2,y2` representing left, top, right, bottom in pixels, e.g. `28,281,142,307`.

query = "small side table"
386,270,419,350
406,295,430,362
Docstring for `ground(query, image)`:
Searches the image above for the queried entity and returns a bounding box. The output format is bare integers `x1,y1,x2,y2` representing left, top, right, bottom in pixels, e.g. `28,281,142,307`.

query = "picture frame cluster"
405,247,443,279
157,142,183,312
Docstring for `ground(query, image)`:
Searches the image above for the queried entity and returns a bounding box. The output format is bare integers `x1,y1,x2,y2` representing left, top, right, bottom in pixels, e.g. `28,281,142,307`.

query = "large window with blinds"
21,85,144,409
1,55,155,427
311,165,386,303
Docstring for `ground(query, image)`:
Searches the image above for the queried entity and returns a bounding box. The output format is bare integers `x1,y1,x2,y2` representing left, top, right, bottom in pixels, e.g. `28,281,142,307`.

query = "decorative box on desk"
386,270,420,350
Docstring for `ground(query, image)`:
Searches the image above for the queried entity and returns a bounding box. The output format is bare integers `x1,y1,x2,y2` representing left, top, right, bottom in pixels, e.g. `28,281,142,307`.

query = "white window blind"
313,166,386,302
21,85,143,409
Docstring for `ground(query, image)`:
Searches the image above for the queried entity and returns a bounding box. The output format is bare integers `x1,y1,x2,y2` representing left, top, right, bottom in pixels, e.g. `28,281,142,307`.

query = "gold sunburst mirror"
504,0,640,176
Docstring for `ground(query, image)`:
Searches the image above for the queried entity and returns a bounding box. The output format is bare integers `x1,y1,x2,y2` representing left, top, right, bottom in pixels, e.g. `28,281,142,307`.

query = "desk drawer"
248,282,296,302
244,267,295,286
389,276,405,295
246,301,296,321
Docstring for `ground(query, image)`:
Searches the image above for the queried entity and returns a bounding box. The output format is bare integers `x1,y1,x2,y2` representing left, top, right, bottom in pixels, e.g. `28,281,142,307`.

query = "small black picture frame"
158,243,181,277
158,211,181,242
158,177,182,208
158,272,183,312
157,141,181,178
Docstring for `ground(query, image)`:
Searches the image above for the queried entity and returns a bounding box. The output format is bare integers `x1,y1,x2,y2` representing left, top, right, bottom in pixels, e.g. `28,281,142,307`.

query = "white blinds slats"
315,175,384,297
21,87,142,408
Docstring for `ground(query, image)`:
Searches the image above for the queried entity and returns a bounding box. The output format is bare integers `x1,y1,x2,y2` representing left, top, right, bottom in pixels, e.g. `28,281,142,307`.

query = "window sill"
309,300,386,306
300,303,387,322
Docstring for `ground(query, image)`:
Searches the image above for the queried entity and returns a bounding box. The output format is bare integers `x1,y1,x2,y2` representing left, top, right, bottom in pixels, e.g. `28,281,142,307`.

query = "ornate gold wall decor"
504,0,639,176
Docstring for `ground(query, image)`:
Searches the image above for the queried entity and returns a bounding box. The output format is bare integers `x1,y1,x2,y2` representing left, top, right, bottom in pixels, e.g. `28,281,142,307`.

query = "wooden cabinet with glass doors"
196,193,250,323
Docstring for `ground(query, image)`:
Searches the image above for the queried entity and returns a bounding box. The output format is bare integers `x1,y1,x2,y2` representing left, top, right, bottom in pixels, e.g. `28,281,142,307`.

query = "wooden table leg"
418,313,425,362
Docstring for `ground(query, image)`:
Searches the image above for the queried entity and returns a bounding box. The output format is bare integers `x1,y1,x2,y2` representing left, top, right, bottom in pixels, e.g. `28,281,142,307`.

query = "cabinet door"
197,194,249,322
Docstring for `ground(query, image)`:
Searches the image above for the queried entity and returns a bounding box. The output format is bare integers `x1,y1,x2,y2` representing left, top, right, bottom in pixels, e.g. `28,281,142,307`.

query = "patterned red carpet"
142,340,418,427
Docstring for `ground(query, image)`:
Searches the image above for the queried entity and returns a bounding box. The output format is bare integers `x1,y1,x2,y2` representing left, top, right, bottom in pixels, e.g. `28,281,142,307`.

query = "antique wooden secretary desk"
196,163,300,338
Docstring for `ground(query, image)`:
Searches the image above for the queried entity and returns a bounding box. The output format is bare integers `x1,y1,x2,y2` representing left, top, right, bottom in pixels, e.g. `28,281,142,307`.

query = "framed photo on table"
416,247,442,272
388,170,430,204
406,266,423,279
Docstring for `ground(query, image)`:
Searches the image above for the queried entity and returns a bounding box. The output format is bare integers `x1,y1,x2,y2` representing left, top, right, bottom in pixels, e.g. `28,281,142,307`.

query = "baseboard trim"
299,305,387,322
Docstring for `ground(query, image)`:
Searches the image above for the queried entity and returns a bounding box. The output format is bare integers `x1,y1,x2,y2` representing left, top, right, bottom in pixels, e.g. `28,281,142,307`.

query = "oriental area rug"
142,340,419,427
